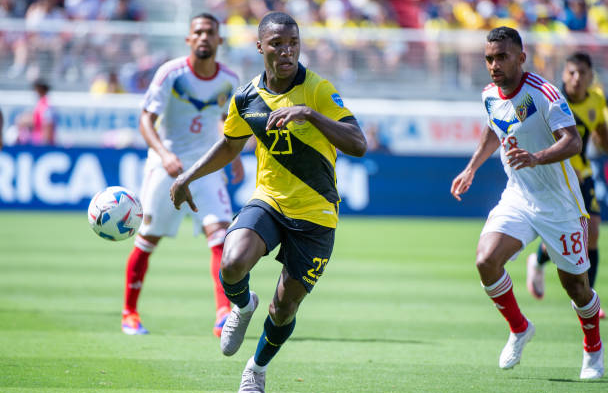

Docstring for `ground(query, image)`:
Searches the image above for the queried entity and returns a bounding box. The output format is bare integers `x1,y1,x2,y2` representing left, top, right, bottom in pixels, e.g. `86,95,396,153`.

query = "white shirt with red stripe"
142,56,239,163
482,72,588,222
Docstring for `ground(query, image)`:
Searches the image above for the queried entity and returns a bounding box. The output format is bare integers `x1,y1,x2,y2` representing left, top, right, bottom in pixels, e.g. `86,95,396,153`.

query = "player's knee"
220,252,250,282
475,252,500,271
268,300,298,326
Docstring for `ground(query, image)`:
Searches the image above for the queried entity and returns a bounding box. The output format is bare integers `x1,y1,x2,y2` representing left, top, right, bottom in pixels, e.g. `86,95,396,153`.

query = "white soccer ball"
87,186,143,241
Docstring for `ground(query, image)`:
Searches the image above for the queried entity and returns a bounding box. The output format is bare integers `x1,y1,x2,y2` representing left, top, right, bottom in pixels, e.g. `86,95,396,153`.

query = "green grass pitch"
1,212,607,392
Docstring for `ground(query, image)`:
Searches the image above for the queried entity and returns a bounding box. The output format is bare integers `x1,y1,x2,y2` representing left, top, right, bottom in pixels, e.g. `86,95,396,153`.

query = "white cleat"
220,291,259,356
238,364,266,393
499,320,535,369
526,253,544,300
580,346,604,379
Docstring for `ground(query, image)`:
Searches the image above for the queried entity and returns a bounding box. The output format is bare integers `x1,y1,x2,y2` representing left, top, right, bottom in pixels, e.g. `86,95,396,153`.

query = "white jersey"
142,56,239,163
482,72,588,221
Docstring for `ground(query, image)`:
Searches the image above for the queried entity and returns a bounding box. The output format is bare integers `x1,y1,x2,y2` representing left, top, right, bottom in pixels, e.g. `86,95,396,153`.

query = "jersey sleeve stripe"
527,74,560,101
219,63,239,80
483,83,495,92
524,81,555,102
156,59,187,86
225,134,251,140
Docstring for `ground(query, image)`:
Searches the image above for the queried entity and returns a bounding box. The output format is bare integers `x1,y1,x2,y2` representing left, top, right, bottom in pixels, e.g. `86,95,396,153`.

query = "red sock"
484,272,528,333
211,244,231,313
574,291,602,352
123,246,150,314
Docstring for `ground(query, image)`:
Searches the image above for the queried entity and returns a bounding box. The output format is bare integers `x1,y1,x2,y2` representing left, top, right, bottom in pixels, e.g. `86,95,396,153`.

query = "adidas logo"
576,257,585,266
128,281,143,289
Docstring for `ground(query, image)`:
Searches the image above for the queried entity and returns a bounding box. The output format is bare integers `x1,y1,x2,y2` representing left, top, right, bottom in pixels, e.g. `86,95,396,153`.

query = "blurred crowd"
0,0,607,97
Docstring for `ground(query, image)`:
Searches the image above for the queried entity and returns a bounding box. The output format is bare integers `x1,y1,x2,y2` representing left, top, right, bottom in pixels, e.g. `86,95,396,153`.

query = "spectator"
100,0,144,21
562,0,588,31
90,70,126,94
17,79,56,146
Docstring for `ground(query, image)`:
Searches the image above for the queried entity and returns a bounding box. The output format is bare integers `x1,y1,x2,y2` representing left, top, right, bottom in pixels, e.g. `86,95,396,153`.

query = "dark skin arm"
266,106,367,157
170,136,248,211
505,125,582,169
451,125,500,201
591,121,608,153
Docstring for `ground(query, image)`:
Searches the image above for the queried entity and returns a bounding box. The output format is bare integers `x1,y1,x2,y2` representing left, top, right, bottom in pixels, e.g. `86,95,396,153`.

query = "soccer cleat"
600,308,606,320
220,291,259,356
238,364,266,393
121,311,149,335
213,306,231,338
526,253,545,300
580,345,604,379
499,320,535,369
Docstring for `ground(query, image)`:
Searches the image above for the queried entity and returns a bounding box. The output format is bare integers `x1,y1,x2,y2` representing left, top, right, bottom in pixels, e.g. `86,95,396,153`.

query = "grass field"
1,212,607,393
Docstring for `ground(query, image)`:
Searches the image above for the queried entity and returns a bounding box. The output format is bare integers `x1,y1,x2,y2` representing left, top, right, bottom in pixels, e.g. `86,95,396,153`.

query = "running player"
121,13,243,337
451,27,603,379
527,53,608,320
170,12,366,393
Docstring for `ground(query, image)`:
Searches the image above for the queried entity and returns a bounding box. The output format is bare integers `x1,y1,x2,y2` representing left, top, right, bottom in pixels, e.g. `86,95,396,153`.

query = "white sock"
246,356,267,373
238,292,255,313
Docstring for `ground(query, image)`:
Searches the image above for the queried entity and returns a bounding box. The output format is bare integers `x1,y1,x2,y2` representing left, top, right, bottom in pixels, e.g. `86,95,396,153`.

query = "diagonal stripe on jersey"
236,85,339,204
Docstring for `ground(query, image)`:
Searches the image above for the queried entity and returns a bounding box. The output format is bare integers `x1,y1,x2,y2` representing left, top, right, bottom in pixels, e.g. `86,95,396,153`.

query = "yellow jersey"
224,64,355,228
567,86,607,179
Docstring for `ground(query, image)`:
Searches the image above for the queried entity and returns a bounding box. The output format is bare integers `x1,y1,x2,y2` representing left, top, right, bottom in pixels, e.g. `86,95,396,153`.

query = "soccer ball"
87,186,143,241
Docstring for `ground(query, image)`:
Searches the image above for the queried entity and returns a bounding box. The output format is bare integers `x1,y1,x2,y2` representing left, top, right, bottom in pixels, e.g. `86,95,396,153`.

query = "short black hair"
33,78,50,92
191,12,220,29
487,26,523,50
258,12,298,39
566,52,592,69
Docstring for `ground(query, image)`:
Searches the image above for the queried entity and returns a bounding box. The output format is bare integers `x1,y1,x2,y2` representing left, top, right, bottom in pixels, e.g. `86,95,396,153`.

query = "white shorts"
138,159,233,238
481,202,589,274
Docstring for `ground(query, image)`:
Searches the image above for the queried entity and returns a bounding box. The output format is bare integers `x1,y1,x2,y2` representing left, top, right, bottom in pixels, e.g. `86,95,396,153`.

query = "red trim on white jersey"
525,73,560,102
218,62,239,80
156,58,188,86
186,57,220,81
498,72,527,100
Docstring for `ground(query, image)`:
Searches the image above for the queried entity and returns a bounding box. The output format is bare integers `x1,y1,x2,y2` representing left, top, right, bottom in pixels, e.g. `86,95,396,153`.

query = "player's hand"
161,152,183,177
170,175,198,212
451,169,475,201
230,156,244,184
266,105,310,130
506,148,538,170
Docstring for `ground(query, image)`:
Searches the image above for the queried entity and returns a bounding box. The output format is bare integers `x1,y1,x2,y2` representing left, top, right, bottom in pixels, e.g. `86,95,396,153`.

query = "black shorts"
226,199,335,293
581,177,601,216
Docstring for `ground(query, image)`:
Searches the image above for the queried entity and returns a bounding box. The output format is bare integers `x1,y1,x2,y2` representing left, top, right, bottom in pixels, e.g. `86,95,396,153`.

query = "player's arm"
219,114,244,184
139,109,182,177
451,125,500,201
266,106,367,157
591,121,608,153
170,136,248,211
506,125,582,170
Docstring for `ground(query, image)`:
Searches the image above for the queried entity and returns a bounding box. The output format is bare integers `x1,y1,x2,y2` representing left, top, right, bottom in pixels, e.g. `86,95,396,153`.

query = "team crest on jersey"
589,109,596,122
217,92,228,107
515,94,536,122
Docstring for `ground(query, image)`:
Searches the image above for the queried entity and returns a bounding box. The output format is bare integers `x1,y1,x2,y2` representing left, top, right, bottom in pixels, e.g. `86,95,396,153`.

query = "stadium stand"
1,0,608,99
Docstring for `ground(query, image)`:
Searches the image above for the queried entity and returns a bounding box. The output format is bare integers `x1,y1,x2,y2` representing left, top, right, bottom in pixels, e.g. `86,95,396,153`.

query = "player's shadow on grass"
287,336,425,345
547,378,607,384
513,376,607,384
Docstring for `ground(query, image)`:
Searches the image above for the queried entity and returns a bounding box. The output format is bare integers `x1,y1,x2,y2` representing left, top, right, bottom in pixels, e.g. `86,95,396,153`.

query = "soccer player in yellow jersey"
170,11,366,393
527,52,608,319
